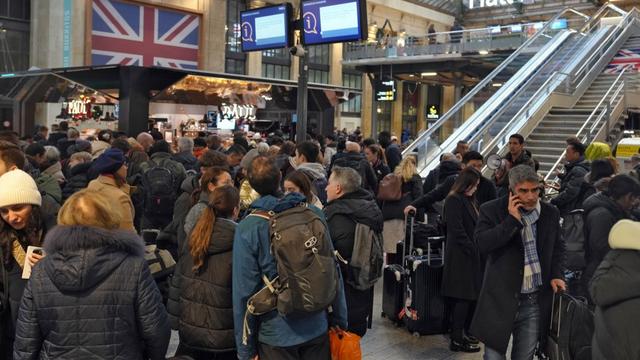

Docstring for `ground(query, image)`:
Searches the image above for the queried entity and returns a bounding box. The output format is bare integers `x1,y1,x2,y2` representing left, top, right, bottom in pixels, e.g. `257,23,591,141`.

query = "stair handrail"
567,8,639,93
579,2,628,33
543,68,628,182
401,7,591,158
482,5,636,166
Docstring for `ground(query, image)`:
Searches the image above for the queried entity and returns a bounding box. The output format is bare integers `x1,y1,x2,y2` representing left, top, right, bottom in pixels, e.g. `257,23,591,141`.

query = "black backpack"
141,160,177,218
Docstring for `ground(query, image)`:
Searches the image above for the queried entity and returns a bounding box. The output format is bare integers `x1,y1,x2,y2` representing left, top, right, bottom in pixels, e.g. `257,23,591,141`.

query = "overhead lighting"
376,106,382,114
421,72,437,77
493,83,503,87
479,50,489,55
408,74,415,77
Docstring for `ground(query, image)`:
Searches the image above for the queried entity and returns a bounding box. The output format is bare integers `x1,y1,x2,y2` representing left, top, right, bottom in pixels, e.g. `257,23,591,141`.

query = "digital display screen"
489,26,502,34
510,24,523,33
240,4,292,52
375,80,396,102
301,0,366,46
551,19,568,30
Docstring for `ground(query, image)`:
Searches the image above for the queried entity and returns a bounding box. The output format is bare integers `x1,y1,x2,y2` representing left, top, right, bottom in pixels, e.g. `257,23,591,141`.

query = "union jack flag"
605,48,640,74
91,0,200,69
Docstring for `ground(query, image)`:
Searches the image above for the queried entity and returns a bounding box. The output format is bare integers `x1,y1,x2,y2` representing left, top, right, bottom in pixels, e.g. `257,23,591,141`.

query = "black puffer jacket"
422,160,460,195
590,222,640,360
324,188,384,264
331,152,379,194
13,226,170,360
172,151,199,173
61,162,91,202
168,218,236,353
551,158,590,214
582,192,629,289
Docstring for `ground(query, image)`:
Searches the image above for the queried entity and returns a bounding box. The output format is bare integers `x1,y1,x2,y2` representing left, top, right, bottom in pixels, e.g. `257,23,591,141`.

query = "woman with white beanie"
590,219,640,360
0,169,56,358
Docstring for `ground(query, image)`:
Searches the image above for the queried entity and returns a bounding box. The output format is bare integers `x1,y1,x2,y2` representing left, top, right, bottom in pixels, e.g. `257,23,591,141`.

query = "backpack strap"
248,209,272,221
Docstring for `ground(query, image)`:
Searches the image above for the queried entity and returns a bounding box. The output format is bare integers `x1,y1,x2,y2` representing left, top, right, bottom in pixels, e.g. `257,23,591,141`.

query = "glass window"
226,0,246,74
402,82,420,137
225,58,245,75
377,101,392,133
341,72,363,114
262,48,290,80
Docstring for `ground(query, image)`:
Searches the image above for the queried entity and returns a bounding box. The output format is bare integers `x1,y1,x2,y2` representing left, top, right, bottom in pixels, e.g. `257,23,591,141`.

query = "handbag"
377,173,403,201
329,327,362,360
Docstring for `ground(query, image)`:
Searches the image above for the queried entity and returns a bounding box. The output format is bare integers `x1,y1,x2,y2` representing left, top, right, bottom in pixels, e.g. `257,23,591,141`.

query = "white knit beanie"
0,170,42,208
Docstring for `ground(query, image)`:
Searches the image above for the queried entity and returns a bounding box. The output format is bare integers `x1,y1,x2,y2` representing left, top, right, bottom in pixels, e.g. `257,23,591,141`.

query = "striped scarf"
520,201,542,293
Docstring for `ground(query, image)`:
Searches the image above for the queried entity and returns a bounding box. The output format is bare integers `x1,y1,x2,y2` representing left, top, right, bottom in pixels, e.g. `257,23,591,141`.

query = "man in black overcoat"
471,165,566,359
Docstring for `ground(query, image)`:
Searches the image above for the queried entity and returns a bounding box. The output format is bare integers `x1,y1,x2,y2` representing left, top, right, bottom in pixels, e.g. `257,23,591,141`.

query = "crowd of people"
0,122,638,360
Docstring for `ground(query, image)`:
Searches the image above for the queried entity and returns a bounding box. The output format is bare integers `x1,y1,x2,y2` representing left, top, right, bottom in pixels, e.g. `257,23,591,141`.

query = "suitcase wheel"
381,312,386,318
412,332,421,337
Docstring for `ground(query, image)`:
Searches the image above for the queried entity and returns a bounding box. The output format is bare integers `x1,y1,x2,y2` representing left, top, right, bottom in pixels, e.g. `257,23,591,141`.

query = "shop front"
0,65,358,139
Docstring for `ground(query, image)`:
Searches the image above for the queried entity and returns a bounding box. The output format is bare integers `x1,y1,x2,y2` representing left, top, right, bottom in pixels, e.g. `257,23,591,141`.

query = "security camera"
290,44,306,57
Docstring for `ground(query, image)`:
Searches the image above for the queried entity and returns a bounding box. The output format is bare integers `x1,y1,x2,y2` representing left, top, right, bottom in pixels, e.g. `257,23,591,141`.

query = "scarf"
520,201,542,293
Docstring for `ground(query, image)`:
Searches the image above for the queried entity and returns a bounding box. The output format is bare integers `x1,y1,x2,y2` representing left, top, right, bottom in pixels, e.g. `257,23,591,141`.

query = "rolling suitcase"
381,226,408,324
401,211,449,336
402,237,449,336
547,292,594,360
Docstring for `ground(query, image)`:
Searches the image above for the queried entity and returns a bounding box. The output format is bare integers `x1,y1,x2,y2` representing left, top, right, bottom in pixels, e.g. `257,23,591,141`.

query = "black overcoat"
470,196,566,354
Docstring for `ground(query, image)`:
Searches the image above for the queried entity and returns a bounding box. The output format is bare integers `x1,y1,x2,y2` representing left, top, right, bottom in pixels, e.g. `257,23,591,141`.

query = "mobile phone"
33,249,43,256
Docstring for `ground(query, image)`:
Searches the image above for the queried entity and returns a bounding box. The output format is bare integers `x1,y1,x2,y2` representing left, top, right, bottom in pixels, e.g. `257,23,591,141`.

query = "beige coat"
87,175,136,232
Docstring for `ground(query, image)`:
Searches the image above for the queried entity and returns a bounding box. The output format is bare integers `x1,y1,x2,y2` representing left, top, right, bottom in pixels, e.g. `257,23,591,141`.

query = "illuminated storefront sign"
221,104,257,120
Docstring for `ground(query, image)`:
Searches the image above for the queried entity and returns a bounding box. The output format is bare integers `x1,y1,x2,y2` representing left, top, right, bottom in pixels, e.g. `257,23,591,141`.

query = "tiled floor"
167,284,484,359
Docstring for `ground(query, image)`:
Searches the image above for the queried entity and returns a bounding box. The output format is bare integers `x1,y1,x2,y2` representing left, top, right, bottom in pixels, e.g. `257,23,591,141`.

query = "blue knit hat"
92,148,125,175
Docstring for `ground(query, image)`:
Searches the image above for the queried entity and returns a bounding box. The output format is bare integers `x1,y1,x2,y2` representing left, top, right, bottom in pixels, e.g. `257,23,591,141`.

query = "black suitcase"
547,292,594,360
381,230,408,324
403,237,449,336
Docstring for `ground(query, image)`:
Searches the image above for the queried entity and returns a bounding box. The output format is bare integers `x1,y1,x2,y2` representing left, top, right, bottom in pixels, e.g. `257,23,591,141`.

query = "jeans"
484,293,540,360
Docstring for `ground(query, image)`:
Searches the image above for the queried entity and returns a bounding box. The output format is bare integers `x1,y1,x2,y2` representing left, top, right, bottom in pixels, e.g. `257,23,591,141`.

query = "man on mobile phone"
471,165,566,360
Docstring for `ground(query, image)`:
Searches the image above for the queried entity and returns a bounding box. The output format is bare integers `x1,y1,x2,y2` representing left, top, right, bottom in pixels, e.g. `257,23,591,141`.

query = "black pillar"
119,66,150,137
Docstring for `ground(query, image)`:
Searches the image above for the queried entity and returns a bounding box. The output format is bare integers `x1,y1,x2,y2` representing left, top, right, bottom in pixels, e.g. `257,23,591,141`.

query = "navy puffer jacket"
13,225,171,360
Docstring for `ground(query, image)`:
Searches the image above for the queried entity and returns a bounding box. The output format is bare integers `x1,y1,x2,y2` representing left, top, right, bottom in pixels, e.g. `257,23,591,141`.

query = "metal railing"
483,5,638,172
344,17,589,61
400,7,592,175
544,69,629,182
565,7,640,92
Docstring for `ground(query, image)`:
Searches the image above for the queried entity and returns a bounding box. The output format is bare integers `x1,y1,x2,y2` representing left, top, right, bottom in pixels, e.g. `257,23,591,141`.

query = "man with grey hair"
324,166,383,338
172,136,198,172
42,146,65,185
471,165,566,360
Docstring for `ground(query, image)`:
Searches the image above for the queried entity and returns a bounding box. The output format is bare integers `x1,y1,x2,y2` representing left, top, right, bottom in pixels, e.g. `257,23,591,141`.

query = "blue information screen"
301,0,365,45
241,4,292,52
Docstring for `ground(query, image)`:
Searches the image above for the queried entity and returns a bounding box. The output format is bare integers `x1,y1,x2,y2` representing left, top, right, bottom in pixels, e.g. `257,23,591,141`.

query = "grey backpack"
336,222,384,291
245,204,338,318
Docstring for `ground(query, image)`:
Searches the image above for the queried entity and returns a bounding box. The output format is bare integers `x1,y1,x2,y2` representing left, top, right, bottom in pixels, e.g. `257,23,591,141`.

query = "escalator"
402,4,628,177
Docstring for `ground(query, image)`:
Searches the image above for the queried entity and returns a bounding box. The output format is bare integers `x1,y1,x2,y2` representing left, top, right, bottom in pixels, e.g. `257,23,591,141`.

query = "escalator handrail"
543,68,628,182
401,7,590,157
467,31,590,154
483,7,637,161
476,71,569,158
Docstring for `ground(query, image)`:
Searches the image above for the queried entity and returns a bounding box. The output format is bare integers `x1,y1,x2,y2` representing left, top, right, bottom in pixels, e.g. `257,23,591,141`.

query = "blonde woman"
381,156,423,264
13,189,170,359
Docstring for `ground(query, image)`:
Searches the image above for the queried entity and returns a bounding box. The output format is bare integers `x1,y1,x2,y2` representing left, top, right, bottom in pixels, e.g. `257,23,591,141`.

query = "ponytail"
189,206,216,273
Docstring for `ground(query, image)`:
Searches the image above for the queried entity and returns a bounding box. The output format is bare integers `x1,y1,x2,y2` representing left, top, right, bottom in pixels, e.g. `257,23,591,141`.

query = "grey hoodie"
296,162,327,181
